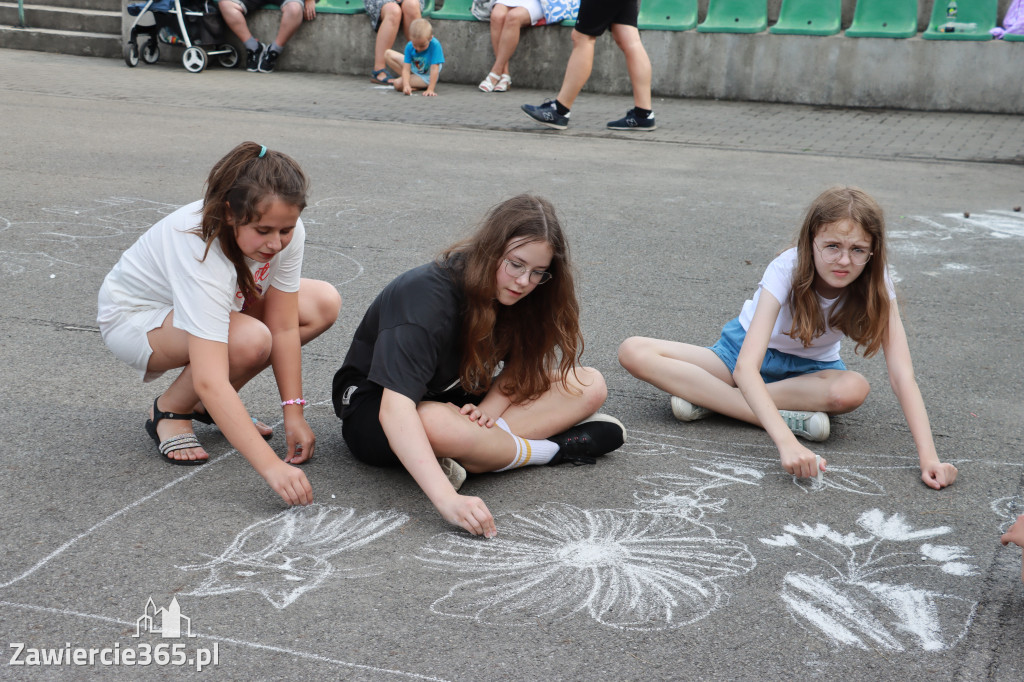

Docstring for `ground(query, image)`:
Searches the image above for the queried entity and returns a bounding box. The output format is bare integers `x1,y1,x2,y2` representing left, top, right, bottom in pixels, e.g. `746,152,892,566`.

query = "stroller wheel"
217,44,239,69
123,42,139,68
182,47,207,74
142,40,160,64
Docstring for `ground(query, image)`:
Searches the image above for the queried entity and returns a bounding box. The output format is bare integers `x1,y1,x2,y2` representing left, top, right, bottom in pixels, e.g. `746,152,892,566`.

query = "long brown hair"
789,186,891,357
440,195,583,403
196,142,308,302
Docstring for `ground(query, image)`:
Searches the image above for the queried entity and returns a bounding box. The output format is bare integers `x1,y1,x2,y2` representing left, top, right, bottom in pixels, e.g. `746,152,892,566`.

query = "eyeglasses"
813,241,873,266
503,259,552,285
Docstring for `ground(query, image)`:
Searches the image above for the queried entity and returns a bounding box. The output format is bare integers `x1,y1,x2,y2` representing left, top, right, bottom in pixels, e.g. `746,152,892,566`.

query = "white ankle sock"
493,418,559,471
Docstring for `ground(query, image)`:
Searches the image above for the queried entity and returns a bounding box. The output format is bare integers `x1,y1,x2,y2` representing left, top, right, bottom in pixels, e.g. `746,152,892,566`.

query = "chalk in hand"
815,455,823,484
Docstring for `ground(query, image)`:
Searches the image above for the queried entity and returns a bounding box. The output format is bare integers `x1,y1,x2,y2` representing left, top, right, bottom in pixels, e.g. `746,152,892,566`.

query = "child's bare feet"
193,403,273,439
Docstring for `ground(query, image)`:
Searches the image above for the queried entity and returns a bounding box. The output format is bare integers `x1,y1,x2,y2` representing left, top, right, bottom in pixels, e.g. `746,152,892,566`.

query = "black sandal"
192,408,272,441
144,397,207,466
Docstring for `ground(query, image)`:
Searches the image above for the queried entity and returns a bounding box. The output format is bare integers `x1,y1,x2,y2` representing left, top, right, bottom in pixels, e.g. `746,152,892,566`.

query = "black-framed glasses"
813,241,873,266
503,259,552,285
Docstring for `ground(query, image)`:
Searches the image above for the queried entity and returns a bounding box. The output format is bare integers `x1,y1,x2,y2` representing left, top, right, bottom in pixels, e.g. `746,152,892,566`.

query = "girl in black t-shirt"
333,194,625,538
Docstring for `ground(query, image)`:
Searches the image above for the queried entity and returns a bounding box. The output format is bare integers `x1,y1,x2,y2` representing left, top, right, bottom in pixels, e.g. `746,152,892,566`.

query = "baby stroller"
124,0,239,73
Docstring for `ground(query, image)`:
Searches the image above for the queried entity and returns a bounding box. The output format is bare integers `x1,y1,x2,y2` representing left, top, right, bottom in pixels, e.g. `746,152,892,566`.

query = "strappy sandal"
193,409,273,441
144,397,208,466
370,68,393,85
478,71,500,92
494,73,511,93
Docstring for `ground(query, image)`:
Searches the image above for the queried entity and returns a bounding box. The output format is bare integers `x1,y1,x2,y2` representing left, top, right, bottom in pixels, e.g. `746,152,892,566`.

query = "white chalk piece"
331,494,336,499
816,455,823,483
49,274,55,278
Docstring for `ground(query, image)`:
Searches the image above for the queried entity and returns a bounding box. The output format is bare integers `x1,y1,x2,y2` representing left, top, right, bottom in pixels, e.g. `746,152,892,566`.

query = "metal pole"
18,0,26,27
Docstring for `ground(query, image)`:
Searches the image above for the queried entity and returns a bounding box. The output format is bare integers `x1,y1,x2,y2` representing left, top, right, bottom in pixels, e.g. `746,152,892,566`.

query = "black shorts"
575,0,640,36
336,380,479,468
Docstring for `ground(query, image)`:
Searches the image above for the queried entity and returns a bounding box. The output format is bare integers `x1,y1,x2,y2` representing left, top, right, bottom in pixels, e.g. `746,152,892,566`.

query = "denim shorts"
709,318,846,384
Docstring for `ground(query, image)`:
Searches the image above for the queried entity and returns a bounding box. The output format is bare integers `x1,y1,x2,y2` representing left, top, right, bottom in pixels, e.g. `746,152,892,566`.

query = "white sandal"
494,73,511,93
478,71,500,92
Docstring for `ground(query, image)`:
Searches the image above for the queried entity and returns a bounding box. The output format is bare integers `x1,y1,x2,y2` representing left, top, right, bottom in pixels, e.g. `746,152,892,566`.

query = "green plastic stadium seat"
769,0,840,36
316,0,366,14
845,0,917,39
638,0,698,31
428,0,475,20
922,0,996,41
697,0,767,34
1005,32,1024,41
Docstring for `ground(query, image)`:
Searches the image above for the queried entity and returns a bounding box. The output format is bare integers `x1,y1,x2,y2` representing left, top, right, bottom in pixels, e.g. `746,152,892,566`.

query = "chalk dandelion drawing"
624,430,886,496
759,509,978,651
633,470,761,522
178,505,408,609
416,503,756,631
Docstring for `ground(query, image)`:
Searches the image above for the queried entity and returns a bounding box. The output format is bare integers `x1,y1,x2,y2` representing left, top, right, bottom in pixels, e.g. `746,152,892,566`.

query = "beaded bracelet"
281,399,308,407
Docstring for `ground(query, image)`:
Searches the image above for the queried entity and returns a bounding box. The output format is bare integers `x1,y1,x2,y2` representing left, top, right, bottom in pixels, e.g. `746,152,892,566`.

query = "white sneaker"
670,396,712,422
779,410,830,442
439,458,467,491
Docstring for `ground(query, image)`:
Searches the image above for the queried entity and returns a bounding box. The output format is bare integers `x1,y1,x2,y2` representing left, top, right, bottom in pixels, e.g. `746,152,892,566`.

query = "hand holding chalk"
815,454,824,484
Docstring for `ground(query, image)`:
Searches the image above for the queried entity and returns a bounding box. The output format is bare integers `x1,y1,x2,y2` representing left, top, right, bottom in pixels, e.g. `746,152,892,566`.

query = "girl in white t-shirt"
98,141,341,506
618,186,957,490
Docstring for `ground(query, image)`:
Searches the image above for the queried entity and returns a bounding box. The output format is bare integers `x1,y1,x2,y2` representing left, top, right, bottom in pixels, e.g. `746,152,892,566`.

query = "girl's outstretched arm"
189,336,313,505
882,301,957,490
263,286,314,464
733,292,825,479
380,388,497,537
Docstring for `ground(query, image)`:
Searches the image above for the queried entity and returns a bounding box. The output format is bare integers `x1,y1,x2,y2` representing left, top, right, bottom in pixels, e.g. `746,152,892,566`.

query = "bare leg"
490,7,530,77
273,2,305,47
373,2,402,72
556,30,597,109
417,367,608,473
217,0,252,42
610,23,652,110
618,336,870,425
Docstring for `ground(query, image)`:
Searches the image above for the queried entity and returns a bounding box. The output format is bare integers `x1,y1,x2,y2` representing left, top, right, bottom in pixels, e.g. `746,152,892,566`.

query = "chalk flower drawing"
624,430,885,496
759,509,978,651
633,470,761,522
416,503,756,631
179,505,408,609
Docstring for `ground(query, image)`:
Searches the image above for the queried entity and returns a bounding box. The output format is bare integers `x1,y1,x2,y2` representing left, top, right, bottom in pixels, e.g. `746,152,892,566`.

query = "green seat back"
922,0,996,41
697,0,767,33
315,0,366,14
769,0,840,36
428,0,475,20
845,0,917,38
638,0,698,31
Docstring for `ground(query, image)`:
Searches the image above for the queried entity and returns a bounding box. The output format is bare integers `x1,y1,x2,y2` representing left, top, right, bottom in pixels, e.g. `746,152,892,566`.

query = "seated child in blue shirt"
384,18,444,96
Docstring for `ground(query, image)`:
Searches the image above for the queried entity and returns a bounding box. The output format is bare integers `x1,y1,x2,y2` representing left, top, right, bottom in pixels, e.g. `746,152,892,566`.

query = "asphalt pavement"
1,49,1023,681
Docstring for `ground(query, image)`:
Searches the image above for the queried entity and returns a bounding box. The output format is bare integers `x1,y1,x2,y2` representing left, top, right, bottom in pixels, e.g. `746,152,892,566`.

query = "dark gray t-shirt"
332,260,466,407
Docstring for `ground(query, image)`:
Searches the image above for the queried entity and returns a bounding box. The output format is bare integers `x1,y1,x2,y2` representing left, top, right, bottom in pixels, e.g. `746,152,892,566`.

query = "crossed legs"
416,367,608,473
617,336,870,426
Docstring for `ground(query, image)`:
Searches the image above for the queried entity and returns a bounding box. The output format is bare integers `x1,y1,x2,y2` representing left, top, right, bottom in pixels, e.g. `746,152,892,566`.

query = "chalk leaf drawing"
991,495,1024,532
178,504,408,609
625,430,886,496
759,509,978,651
416,503,756,631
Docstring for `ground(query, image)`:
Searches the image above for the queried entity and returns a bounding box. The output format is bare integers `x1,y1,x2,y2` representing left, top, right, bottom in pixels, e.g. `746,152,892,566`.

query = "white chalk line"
0,397,334,591
0,601,449,681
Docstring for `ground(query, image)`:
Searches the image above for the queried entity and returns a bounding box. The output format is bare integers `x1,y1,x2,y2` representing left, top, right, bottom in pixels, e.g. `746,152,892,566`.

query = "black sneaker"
547,414,626,465
245,42,265,72
258,47,279,73
607,108,657,131
521,99,569,130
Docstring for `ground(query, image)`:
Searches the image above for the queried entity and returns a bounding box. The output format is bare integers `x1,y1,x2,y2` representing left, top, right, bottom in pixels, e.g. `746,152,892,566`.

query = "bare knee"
230,319,273,369
575,366,608,413
617,336,653,375
305,281,342,331
417,401,462,452
827,372,870,413
570,30,596,50
281,2,302,21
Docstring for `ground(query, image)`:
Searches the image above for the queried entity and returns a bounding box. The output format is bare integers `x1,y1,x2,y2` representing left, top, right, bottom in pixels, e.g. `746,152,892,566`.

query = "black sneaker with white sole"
521,99,569,130
547,414,626,465
258,47,279,73
246,42,266,72
607,108,657,131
